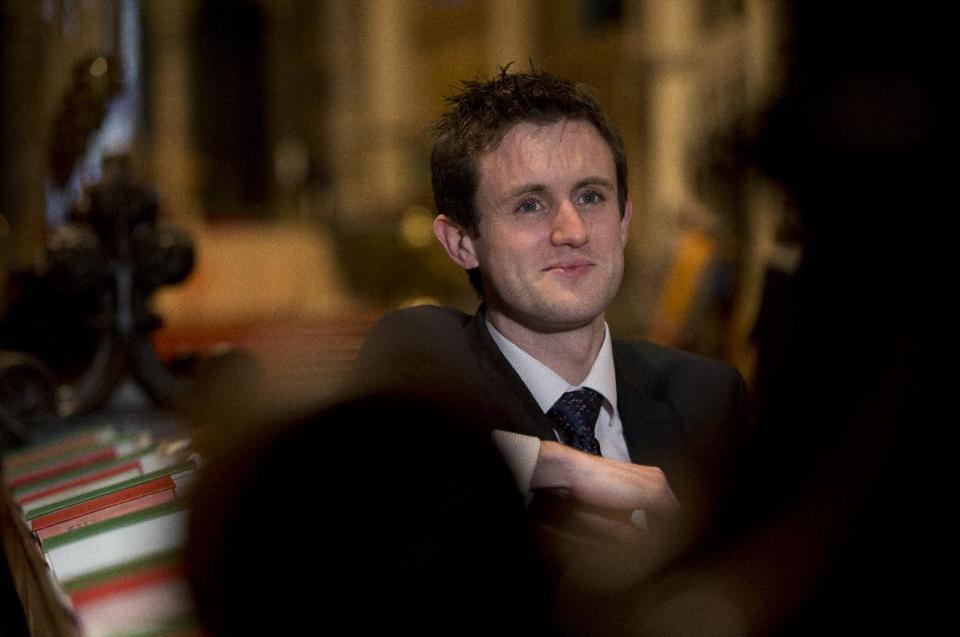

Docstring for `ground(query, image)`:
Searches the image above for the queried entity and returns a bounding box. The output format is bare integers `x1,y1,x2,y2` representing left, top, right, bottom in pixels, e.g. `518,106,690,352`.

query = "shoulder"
614,338,748,424
360,305,472,357
366,304,472,335
355,305,475,384
614,339,740,386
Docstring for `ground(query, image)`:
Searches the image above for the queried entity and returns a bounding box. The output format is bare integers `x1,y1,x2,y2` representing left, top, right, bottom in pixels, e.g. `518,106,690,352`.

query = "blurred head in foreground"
187,391,551,636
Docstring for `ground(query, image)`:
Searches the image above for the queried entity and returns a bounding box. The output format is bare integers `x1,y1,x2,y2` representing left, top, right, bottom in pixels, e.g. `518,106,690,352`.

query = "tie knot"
546,388,604,455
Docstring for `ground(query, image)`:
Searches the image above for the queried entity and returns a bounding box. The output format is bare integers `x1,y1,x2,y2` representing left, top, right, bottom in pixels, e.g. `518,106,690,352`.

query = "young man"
358,69,748,545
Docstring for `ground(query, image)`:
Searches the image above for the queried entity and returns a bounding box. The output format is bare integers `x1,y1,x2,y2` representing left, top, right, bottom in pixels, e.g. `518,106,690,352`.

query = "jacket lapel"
464,309,558,440
613,342,689,475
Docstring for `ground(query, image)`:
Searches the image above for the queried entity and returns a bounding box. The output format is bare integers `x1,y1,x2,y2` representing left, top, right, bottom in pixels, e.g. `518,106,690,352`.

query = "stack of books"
2,420,203,637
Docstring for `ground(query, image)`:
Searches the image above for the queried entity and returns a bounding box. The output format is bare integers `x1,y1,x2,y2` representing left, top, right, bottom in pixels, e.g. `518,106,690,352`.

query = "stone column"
1,2,46,279
638,0,699,241
363,0,415,214
143,0,199,227
730,0,785,373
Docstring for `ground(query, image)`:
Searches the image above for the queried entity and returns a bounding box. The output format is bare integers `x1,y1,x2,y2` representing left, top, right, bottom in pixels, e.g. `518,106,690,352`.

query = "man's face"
465,119,631,334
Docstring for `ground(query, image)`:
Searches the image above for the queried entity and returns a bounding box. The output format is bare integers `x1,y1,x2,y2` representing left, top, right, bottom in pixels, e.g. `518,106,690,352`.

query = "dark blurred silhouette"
186,391,552,636
0,551,29,637
601,3,951,635
0,153,194,424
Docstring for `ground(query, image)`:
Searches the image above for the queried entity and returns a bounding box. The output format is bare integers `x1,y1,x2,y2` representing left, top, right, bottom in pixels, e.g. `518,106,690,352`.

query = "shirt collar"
485,319,618,414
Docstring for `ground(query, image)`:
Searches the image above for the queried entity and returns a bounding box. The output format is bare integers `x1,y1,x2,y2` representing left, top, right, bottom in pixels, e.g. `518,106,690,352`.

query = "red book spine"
69,563,185,608
3,431,103,472
16,461,142,506
35,489,177,541
8,448,118,490
31,476,176,531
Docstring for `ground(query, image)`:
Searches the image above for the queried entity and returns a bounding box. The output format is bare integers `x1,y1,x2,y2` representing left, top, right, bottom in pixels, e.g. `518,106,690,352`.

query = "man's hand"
533,441,680,513
530,440,680,541
527,441,686,589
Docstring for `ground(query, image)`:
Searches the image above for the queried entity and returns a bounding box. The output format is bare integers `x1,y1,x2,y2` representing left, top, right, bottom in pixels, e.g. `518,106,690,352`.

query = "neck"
486,309,606,385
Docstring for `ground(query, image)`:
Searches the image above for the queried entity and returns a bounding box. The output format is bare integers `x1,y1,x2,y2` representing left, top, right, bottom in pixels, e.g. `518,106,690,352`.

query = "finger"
568,508,645,544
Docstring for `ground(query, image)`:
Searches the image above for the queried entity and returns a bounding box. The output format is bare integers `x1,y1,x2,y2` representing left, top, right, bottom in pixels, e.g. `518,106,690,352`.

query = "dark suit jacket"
356,305,749,505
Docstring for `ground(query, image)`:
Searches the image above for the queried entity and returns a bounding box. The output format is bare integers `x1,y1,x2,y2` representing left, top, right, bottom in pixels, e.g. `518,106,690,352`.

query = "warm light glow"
89,56,109,78
398,295,441,309
399,205,435,249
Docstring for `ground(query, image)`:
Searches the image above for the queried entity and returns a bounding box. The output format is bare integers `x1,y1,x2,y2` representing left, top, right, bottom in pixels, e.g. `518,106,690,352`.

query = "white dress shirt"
486,319,631,496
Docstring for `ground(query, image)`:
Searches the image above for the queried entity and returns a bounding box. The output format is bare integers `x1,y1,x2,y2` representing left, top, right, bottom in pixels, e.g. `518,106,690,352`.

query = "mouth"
543,260,595,276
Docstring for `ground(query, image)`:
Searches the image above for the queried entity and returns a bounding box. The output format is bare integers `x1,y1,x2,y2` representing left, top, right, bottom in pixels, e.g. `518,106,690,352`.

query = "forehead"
476,119,616,192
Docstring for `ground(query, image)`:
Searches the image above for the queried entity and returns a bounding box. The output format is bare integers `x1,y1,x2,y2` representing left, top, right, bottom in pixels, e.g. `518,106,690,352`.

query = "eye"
578,190,604,205
516,199,543,214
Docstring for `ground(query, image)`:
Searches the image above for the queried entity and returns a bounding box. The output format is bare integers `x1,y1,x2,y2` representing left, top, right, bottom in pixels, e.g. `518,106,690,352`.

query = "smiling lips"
544,260,595,277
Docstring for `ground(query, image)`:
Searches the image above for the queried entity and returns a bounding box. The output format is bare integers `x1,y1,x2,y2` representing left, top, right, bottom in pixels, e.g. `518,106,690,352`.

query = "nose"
550,201,588,247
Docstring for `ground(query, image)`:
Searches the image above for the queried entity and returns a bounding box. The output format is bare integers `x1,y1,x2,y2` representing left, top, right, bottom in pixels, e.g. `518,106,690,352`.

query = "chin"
524,300,609,333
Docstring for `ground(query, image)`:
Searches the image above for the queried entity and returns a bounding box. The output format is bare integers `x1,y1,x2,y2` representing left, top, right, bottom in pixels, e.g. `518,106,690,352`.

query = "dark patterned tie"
546,388,604,455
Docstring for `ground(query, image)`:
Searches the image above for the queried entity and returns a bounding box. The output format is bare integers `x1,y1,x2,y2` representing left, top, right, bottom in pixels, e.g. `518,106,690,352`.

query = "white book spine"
45,509,190,582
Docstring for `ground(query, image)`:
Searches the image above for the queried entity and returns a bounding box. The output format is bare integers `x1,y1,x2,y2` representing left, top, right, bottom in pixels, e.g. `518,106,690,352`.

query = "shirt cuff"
490,430,541,501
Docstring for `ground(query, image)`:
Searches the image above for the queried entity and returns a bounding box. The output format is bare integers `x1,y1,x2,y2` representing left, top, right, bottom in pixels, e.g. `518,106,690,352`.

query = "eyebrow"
574,177,616,191
505,177,615,200
503,183,547,200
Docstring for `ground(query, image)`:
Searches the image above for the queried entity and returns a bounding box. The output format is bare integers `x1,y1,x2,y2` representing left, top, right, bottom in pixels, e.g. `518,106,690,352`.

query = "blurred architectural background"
2,0,786,384
2,3,952,633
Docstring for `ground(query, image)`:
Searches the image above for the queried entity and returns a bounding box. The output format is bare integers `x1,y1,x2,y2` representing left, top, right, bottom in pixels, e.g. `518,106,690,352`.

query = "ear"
620,198,633,248
433,215,480,270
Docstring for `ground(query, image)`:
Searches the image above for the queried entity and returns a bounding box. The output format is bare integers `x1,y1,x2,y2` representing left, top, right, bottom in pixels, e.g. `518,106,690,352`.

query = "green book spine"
41,499,190,551
60,549,185,593
13,445,159,498
26,461,196,521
